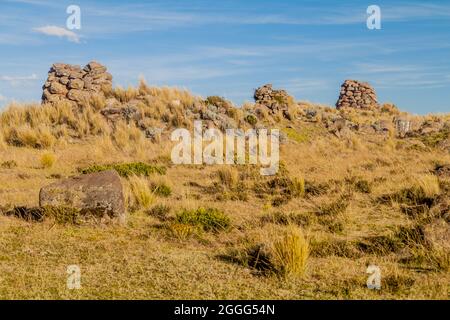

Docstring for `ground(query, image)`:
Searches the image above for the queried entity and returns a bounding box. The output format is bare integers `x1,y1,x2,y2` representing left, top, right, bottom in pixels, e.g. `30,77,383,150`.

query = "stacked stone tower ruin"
42,61,112,105
336,80,379,110
254,84,294,119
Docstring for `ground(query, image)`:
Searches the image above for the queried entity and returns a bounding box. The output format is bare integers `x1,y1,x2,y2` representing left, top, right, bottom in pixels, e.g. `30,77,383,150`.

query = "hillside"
0,62,449,299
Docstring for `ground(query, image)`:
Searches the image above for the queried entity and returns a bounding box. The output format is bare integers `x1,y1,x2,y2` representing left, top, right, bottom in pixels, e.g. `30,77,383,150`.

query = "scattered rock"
372,120,391,134
435,164,450,178
145,127,164,142
101,105,142,124
39,170,126,223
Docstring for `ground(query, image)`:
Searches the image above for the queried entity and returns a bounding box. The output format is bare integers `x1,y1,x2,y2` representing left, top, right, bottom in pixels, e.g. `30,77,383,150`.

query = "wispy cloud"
79,2,450,36
33,25,80,43
347,63,450,89
0,94,7,102
0,73,38,86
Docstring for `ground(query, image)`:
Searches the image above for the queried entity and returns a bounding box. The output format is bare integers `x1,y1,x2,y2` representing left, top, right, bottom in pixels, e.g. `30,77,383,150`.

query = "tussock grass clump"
111,86,139,103
357,225,427,256
383,271,416,294
271,226,309,277
151,182,172,197
40,152,56,169
317,193,351,216
147,204,171,221
79,162,166,177
175,207,231,232
310,239,362,258
128,176,155,211
235,226,309,278
169,223,196,241
217,167,239,189
304,180,329,196
213,167,249,201
261,211,316,228
421,128,449,147
402,246,450,272
345,176,372,194
1,160,17,169
378,175,441,217
255,175,305,206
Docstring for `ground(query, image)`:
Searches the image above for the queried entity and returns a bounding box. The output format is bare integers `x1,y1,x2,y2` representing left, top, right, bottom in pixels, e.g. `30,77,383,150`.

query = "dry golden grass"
40,152,56,169
127,175,155,211
270,226,309,278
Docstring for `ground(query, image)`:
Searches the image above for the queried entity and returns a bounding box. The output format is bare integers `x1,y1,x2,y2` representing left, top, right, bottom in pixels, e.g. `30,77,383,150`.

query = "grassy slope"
0,88,448,299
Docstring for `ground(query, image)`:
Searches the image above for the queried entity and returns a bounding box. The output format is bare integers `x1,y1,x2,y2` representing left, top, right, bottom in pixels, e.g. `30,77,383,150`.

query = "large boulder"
39,170,126,223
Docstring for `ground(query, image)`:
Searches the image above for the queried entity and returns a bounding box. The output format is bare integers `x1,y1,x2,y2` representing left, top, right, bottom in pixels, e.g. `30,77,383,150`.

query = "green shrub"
317,193,351,216
245,114,258,126
421,128,449,147
79,162,166,177
282,128,310,143
151,183,172,197
175,207,231,232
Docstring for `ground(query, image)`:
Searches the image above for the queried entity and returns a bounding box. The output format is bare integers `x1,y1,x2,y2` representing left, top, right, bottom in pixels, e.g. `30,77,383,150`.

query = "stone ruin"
42,61,112,105
336,80,379,110
254,84,293,119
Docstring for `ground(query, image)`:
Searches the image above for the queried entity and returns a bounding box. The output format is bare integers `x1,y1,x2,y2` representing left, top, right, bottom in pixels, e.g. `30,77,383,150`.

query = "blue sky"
1,0,450,114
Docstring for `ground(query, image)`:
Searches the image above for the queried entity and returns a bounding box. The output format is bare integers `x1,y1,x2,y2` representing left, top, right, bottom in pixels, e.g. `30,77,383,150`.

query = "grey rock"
39,170,126,224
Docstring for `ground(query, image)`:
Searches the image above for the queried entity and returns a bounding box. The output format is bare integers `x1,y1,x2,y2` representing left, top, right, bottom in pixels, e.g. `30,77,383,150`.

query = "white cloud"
33,25,80,43
0,73,37,81
0,73,38,86
0,94,7,101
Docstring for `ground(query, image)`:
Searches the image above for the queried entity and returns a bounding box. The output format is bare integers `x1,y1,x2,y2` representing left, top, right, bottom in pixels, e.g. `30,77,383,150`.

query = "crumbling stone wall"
336,80,378,110
42,61,112,105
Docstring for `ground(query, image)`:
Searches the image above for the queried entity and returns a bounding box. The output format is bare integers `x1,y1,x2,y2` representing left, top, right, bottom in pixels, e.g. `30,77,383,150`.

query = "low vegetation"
79,162,166,177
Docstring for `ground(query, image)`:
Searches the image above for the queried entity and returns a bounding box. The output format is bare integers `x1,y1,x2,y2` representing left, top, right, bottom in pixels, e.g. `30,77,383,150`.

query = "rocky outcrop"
336,80,379,110
39,170,125,223
435,164,450,178
42,61,112,105
254,84,293,118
